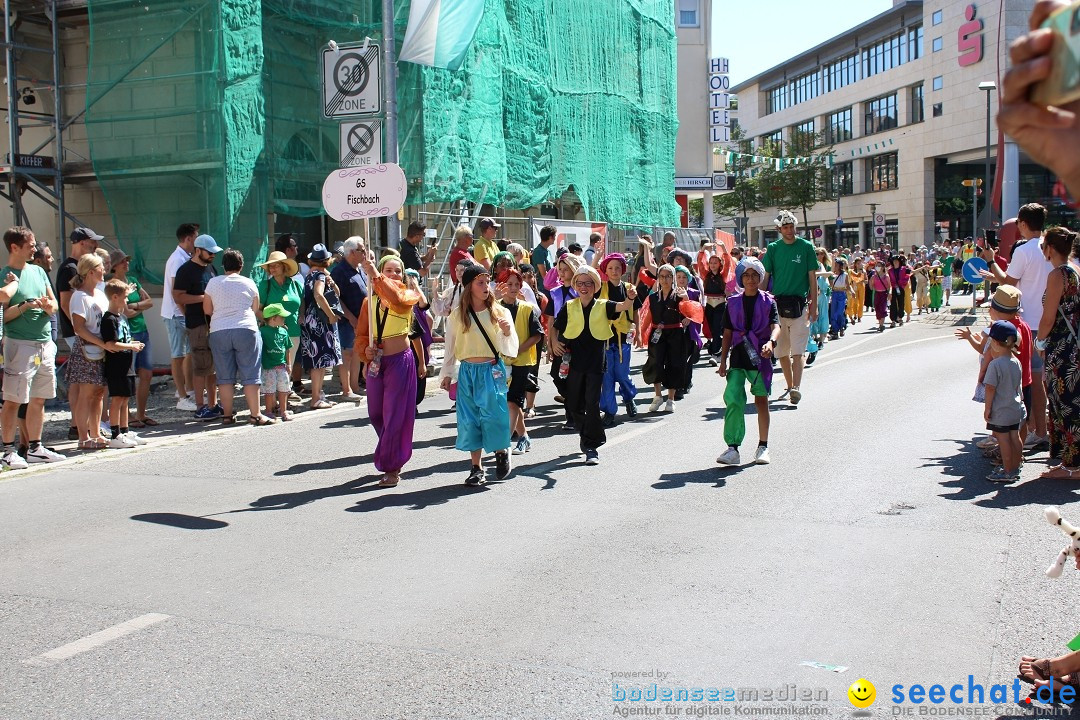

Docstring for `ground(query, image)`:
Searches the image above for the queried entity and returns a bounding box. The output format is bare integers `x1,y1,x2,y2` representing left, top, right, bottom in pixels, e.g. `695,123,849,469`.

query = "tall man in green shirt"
0,227,64,467
761,211,819,406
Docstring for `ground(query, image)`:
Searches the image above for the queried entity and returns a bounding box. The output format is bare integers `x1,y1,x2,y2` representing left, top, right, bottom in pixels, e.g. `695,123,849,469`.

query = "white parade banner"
321,163,407,220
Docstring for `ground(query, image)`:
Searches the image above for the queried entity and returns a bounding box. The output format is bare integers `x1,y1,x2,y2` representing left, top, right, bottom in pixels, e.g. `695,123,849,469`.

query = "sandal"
140,417,159,427
378,473,400,487
278,411,292,422
78,438,107,451
1039,464,1080,480
250,414,276,426
221,416,236,425
128,419,146,429
309,400,334,410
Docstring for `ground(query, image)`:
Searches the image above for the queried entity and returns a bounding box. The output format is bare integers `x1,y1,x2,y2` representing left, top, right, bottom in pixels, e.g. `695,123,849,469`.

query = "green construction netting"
84,0,679,285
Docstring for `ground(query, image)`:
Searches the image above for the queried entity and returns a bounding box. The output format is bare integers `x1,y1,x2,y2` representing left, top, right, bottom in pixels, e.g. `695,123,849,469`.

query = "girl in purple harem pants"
356,253,423,487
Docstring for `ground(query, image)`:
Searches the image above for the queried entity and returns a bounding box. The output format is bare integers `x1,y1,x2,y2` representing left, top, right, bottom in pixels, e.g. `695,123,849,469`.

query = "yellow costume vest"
563,298,614,341
504,302,539,367
599,281,634,334
374,298,412,341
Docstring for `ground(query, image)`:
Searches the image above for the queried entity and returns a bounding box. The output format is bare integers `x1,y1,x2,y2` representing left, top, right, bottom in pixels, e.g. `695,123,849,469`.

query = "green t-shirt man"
2,263,52,343
762,236,818,298
942,254,955,277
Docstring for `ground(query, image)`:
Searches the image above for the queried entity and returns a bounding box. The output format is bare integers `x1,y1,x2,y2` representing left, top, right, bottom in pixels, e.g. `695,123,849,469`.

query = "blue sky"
716,0,895,85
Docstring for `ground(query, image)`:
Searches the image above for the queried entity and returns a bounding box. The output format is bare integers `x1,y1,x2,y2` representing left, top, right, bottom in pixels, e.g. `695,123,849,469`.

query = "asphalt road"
2,307,1078,720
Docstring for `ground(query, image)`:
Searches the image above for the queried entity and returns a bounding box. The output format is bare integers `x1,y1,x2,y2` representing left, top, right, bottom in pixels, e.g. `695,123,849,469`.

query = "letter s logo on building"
958,4,984,67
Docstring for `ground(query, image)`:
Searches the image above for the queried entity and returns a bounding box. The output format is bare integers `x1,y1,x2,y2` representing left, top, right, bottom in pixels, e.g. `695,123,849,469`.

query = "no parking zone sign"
340,120,383,167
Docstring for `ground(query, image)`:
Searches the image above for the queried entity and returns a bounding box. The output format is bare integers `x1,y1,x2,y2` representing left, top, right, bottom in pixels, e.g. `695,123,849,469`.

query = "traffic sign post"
340,120,383,167
322,42,382,118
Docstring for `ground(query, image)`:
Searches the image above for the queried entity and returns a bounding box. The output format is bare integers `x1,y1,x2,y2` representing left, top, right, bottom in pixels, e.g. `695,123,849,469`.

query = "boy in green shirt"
260,303,293,421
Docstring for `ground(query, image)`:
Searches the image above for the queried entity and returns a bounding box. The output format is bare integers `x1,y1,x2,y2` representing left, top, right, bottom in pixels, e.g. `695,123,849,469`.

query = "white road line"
22,613,171,667
811,334,952,370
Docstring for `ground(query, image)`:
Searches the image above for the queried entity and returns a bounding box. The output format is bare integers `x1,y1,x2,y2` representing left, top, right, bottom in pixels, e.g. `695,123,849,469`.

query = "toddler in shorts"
260,303,293,421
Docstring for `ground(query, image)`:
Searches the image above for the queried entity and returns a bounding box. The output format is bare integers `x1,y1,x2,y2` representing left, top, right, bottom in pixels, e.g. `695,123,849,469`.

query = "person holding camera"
760,210,818,406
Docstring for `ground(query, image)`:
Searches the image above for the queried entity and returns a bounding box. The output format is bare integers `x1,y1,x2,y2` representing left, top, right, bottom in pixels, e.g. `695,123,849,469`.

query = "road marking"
22,613,171,667
811,335,952,370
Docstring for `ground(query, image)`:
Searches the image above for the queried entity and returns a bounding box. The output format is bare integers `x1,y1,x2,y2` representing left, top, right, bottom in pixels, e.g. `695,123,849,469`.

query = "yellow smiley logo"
848,678,876,708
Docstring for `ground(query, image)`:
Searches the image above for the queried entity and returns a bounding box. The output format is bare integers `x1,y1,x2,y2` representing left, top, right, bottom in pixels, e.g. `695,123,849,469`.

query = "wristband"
1035,337,1048,352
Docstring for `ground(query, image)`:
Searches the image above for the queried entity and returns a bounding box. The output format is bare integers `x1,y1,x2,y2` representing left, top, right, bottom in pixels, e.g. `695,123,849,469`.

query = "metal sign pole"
382,0,401,249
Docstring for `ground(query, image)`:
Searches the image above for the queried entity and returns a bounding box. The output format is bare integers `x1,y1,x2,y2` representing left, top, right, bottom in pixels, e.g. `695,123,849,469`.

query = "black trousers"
550,355,571,422
566,368,605,451
703,302,725,356
889,287,905,323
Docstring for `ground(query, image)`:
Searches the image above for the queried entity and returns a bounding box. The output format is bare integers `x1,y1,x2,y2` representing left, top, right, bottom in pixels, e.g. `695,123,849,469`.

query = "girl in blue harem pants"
828,259,848,338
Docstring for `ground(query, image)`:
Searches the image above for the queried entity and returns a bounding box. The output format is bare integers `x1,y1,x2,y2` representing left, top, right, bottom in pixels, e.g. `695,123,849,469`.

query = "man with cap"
716,257,779,467
472,217,501,272
56,226,102,440
551,264,637,465
761,210,818,406
162,223,198,411
172,233,221,419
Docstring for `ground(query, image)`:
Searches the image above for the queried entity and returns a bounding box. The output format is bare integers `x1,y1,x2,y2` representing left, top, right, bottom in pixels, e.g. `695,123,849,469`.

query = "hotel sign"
709,57,731,144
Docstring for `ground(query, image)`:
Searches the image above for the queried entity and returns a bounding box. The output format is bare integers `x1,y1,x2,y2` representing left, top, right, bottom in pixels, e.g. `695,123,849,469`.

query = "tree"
776,129,835,233
713,125,762,243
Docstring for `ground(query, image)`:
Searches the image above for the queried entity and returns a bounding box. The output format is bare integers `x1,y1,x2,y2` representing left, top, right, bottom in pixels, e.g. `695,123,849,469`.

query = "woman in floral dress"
300,244,343,409
1035,227,1080,479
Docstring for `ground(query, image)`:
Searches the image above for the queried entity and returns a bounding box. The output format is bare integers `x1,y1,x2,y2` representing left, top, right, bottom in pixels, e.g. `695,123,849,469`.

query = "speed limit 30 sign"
322,42,381,118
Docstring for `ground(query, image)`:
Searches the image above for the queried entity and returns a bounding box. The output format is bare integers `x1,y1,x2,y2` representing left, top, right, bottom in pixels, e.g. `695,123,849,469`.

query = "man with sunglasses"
172,234,221,419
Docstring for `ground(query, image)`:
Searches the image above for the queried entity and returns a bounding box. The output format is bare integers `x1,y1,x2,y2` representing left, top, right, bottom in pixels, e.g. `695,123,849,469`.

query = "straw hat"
260,251,298,277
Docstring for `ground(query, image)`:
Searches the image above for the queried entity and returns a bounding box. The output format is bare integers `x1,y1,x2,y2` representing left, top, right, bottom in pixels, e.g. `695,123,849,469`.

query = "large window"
826,161,854,197
760,130,783,152
864,93,897,135
792,119,815,145
865,152,899,192
824,107,852,144
911,84,924,124
677,0,699,27
763,25,922,115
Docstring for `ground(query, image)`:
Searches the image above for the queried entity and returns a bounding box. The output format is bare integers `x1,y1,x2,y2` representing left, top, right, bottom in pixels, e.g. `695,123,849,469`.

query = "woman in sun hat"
258,250,303,379
300,244,343,409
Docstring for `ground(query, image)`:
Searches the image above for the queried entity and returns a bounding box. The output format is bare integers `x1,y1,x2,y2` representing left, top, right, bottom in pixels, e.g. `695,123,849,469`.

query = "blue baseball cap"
194,234,222,253
988,319,1018,344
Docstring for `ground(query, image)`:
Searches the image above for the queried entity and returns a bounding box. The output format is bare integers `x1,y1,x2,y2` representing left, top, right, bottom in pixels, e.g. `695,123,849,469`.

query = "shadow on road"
130,512,229,530
925,439,1080,508
652,468,731,489
345,482,487,512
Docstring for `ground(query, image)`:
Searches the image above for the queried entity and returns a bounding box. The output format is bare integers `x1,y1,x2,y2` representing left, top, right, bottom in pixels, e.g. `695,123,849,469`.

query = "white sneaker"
1023,432,1049,450
754,446,771,464
665,399,675,412
26,445,66,463
789,387,802,405
2,450,28,469
648,396,664,412
716,447,741,465
123,432,148,446
108,435,137,449
176,397,198,412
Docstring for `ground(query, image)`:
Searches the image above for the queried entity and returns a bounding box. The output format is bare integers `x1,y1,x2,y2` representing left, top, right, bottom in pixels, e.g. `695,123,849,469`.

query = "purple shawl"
725,290,774,388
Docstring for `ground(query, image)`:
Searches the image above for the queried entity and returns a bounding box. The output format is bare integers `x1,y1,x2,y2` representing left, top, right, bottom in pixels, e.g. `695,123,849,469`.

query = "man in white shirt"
162,223,197,410
984,203,1051,448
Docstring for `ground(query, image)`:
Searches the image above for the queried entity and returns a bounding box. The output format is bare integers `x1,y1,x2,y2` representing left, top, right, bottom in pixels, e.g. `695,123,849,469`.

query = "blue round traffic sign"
962,257,988,284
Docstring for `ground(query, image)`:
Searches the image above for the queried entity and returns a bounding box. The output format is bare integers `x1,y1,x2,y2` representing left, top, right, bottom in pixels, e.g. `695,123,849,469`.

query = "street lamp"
978,81,996,237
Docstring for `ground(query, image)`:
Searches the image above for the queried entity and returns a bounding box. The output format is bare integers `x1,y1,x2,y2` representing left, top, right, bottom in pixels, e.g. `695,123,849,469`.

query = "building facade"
728,0,1065,250
674,0,720,229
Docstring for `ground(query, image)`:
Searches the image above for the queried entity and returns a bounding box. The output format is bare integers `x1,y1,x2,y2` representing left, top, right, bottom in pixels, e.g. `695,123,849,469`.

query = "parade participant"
498,268,543,455
674,265,703,399
633,236,659,300
761,211,817,406
928,261,944,312
807,248,831,360
913,260,930,314
405,269,432,407
941,243,955,306
355,252,423,488
1035,227,1080,479
598,253,639,423
871,263,891,332
983,321,1026,482
702,254,727,361
668,249,702,293
640,264,692,413
716,258,779,466
520,264,546,419
431,256,475,319
828,258,848,340
847,258,866,325
551,265,637,464
545,253,582,427
439,264,518,486
888,255,911,327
